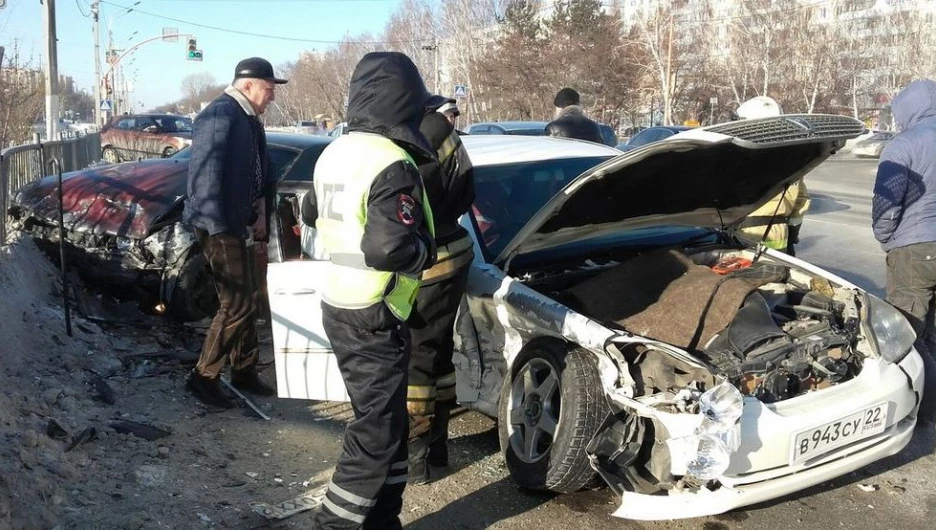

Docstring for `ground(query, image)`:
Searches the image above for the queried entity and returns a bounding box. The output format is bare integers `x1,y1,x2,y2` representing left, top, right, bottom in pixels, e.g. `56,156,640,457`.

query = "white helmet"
736,96,782,119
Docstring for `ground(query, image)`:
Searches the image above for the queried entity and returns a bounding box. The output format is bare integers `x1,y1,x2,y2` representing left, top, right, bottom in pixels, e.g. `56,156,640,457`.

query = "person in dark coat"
182,57,286,408
544,87,603,144
406,98,475,484
872,79,936,426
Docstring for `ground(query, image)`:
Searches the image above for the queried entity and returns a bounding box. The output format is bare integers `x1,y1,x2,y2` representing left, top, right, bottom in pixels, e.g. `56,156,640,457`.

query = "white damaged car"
266,115,924,520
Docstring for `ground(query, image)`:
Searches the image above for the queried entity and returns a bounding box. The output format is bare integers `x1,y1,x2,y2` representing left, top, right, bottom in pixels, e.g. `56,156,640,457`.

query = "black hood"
346,52,434,161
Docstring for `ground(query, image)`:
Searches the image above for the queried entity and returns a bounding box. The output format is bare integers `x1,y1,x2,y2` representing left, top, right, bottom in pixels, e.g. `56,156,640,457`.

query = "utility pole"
421,39,440,95
92,0,102,126
664,11,674,126
43,0,60,140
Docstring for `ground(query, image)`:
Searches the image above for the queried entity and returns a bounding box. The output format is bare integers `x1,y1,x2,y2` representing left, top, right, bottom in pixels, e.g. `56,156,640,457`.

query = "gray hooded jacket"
872,79,936,251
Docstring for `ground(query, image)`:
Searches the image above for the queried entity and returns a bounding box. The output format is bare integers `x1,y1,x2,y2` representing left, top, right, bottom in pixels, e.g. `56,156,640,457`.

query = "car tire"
497,343,609,494
169,251,218,322
102,147,120,164
163,146,177,157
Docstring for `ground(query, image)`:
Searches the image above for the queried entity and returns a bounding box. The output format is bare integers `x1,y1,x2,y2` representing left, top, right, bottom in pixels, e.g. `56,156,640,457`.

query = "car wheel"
169,251,219,322
163,146,177,157
498,343,609,493
102,147,120,164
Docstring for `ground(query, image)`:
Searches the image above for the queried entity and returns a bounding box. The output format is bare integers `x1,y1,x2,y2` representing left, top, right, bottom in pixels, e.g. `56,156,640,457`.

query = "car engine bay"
519,244,866,405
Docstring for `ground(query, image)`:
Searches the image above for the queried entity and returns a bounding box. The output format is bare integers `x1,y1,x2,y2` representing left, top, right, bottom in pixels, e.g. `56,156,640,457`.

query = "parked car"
467,120,618,147
295,120,326,135
269,117,924,520
466,121,550,136
100,114,194,163
617,125,695,151
9,133,333,321
852,131,895,158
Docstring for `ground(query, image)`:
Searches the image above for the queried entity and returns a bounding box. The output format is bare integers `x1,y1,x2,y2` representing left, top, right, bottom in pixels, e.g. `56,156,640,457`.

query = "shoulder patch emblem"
397,194,418,225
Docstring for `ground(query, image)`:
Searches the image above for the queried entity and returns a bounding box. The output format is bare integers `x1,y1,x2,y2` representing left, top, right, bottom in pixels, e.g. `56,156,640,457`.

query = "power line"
75,0,91,18
99,0,433,44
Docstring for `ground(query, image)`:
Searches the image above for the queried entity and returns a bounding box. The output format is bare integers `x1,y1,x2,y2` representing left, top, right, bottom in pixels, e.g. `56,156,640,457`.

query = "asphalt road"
389,155,936,530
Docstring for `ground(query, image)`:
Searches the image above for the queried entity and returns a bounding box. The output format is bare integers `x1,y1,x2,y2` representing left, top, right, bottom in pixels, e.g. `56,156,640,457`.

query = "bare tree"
0,44,45,147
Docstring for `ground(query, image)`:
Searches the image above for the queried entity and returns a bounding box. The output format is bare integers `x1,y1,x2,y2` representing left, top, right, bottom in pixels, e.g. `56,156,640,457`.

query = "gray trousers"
885,241,936,423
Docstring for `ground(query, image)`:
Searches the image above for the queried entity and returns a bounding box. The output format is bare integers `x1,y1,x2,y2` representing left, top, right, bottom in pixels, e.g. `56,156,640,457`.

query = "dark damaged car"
9,133,332,321
268,118,925,519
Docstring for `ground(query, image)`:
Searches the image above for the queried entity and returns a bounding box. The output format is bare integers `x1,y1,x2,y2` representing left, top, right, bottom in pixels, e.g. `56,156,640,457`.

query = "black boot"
231,369,275,397
186,371,234,409
408,414,432,485
427,399,455,467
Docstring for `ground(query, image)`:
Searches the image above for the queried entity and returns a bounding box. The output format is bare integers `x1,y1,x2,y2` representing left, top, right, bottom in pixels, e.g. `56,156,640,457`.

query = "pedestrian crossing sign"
100,99,113,111
454,84,468,99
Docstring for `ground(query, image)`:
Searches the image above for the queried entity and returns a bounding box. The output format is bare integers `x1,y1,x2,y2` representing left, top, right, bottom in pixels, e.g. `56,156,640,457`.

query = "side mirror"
143,125,159,133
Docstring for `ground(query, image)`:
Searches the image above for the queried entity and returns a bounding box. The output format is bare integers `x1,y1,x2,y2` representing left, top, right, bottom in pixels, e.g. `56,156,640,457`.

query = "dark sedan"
616,125,694,151
467,120,618,146
9,133,331,321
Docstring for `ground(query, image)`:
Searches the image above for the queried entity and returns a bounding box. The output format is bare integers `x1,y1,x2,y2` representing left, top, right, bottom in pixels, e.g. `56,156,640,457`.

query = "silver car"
267,117,923,520
852,131,895,158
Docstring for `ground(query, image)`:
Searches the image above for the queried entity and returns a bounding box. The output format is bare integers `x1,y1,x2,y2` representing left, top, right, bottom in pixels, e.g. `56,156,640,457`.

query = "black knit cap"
554,87,580,108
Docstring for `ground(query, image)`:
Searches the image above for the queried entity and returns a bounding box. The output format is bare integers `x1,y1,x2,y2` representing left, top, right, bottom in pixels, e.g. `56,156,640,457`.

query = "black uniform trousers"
314,301,410,530
407,261,471,412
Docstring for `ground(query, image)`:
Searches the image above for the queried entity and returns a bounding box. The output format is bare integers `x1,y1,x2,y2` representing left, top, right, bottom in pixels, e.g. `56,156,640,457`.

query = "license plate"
790,402,889,465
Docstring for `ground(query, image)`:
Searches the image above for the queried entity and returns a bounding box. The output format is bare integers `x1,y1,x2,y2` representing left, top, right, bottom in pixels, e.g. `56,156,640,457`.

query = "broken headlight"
667,381,744,481
865,295,916,364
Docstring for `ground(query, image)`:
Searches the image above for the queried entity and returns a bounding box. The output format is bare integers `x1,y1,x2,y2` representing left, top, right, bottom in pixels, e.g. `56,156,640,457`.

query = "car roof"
472,121,550,130
266,132,334,149
461,135,620,166
644,125,694,132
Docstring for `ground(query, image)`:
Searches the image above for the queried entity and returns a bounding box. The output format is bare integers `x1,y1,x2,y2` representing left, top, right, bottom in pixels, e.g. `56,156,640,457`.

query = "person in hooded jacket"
544,87,603,144
872,79,936,426
406,98,475,484
311,52,437,529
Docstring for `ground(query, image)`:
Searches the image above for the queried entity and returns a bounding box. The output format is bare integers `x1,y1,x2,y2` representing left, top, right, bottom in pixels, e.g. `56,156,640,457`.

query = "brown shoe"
231,369,275,397
186,371,234,409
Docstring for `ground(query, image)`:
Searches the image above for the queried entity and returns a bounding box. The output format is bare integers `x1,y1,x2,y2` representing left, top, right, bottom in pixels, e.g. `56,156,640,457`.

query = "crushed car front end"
454,115,923,519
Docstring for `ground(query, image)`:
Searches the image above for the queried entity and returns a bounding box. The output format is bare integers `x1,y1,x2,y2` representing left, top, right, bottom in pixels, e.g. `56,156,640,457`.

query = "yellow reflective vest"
314,133,434,321
738,179,810,250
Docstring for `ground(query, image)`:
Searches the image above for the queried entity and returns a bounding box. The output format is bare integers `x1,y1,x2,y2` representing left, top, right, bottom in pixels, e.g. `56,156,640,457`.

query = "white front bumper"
611,347,924,520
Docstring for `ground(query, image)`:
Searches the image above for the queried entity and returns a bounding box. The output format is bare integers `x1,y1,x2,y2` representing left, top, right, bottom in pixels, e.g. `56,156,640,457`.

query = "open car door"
267,192,349,401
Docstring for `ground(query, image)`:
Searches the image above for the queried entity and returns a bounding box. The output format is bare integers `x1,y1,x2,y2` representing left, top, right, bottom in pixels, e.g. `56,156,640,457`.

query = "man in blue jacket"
872,79,936,426
182,57,286,408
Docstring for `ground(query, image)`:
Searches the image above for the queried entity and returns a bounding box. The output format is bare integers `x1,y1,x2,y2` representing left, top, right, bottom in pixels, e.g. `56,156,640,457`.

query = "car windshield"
473,156,611,259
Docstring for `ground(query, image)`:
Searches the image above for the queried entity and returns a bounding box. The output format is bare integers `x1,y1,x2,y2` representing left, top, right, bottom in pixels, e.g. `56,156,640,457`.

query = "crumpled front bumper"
608,347,924,520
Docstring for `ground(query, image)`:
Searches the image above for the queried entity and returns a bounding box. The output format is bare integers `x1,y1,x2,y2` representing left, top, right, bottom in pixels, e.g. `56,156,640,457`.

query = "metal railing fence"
0,132,101,244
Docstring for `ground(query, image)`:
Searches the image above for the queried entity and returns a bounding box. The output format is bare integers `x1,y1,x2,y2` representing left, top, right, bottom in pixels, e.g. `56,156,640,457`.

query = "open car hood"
12,157,189,240
496,114,865,264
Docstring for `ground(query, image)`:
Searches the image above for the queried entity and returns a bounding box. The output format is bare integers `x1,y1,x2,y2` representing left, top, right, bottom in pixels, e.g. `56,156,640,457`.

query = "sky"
0,0,404,115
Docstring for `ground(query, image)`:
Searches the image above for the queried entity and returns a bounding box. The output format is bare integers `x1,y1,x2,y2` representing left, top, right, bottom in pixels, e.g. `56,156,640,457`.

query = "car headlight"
864,294,916,364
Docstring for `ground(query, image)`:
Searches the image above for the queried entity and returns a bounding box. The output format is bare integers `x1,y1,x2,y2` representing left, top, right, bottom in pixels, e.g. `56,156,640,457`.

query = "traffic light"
186,38,202,61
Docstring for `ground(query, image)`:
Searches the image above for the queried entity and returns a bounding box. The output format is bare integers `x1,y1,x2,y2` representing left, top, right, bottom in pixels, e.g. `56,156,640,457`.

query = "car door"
112,117,136,159
266,143,349,401
127,116,156,158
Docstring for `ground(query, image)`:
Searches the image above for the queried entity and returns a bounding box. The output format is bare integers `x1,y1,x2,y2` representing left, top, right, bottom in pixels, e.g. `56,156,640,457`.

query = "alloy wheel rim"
507,357,561,463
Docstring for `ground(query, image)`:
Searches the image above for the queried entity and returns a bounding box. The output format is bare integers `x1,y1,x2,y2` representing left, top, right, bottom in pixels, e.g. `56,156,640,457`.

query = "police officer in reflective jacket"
406,98,475,484
311,52,436,529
